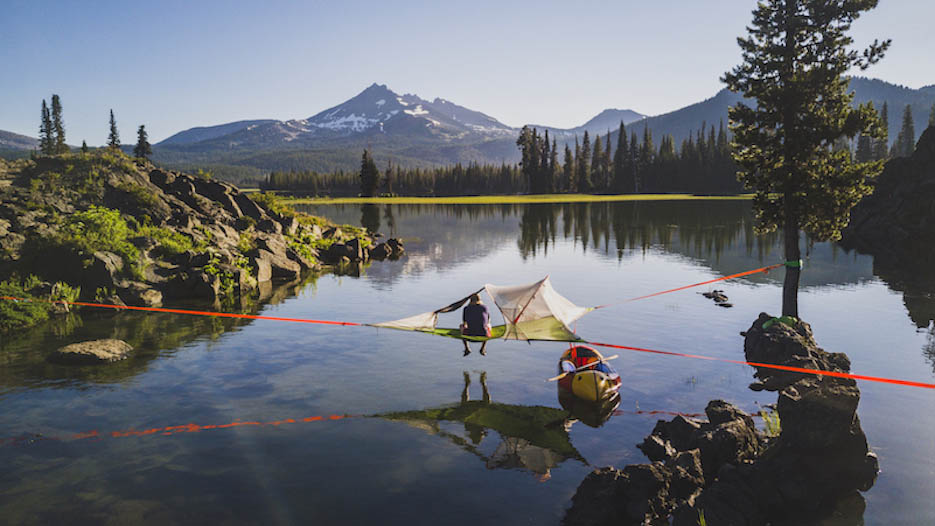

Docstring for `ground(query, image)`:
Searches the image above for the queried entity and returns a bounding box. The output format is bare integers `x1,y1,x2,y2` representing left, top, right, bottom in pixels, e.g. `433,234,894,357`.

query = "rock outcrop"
0,153,403,309
563,314,878,526
49,339,133,364
842,125,935,260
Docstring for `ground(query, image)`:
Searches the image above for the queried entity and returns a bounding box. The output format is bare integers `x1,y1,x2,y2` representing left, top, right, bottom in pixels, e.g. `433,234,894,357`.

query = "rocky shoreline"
563,314,878,526
0,151,403,330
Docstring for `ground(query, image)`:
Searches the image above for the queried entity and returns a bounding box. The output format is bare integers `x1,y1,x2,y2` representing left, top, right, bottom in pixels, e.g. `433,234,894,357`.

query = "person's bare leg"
463,339,471,356
479,341,487,356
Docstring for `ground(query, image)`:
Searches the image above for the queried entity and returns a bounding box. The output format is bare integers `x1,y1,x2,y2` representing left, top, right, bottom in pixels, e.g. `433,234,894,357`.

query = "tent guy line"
3,262,933,390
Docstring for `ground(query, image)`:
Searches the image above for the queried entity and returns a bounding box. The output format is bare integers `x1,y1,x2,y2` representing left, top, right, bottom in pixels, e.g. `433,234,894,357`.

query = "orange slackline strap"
595,262,784,308
1,414,352,447
587,341,935,390
3,284,934,390
0,296,360,326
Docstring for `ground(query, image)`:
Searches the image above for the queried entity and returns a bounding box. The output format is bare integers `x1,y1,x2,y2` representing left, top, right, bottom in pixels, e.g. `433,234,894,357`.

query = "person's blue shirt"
462,303,490,336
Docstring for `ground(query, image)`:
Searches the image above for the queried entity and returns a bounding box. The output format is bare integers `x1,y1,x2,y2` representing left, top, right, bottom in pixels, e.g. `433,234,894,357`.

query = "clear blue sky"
1,0,931,145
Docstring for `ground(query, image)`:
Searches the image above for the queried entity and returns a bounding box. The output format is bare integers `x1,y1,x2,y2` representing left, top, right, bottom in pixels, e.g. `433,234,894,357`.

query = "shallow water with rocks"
1,200,933,525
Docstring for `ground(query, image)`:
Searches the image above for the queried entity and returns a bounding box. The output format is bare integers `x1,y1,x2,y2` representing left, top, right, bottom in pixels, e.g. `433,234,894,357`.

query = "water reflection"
381,371,585,480
0,275,318,391
297,202,876,289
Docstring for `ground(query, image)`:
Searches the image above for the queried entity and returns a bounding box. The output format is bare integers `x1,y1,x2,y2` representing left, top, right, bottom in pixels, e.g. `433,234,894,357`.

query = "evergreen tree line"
517,121,741,194
37,96,151,159
262,159,525,197
263,120,744,196
854,101,929,162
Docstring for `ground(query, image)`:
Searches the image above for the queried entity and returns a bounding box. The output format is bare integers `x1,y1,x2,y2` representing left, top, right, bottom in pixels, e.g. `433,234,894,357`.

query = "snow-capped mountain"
157,83,515,151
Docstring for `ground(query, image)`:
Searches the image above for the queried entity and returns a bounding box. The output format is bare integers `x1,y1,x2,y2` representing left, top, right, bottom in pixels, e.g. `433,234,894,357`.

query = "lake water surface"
1,201,933,525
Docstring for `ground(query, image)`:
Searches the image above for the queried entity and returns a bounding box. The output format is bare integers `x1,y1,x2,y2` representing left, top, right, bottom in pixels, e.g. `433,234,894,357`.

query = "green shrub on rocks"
138,224,194,256
0,275,80,333
56,205,143,278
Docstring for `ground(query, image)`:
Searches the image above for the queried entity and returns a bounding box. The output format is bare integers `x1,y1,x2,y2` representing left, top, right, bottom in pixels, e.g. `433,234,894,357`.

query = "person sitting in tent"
461,294,491,356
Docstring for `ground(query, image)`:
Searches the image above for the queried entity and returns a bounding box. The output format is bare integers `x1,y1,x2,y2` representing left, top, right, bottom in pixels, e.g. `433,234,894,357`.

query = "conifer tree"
929,103,935,128
134,125,152,159
613,122,628,193
638,126,655,191
591,134,603,193
383,159,394,195
51,94,67,154
579,131,592,193
107,110,120,149
602,131,612,192
855,133,873,162
563,144,575,193
723,0,889,318
573,138,582,193
873,102,889,160
629,132,639,192
358,149,379,197
39,100,53,155
548,138,559,194
892,104,915,157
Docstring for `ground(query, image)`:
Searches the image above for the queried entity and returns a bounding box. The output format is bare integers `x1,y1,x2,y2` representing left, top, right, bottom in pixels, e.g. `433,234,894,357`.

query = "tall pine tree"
723,0,889,318
579,131,592,193
872,102,889,160
39,100,53,155
891,104,915,157
613,122,628,193
563,144,575,193
107,110,120,149
359,149,379,197
51,94,66,154
134,125,152,159
591,134,603,193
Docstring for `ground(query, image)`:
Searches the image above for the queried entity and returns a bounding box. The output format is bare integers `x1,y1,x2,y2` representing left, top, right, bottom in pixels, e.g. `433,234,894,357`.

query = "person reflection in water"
461,294,491,357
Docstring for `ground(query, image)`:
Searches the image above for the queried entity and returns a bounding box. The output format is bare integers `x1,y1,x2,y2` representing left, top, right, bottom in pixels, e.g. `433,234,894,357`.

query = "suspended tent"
369,276,592,342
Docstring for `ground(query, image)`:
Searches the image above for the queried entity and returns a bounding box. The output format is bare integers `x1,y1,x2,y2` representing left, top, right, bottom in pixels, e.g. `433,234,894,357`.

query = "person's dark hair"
470,294,481,304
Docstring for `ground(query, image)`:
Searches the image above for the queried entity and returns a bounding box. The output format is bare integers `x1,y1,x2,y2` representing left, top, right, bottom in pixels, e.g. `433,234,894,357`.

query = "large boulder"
49,339,133,365
251,249,300,281
118,281,163,307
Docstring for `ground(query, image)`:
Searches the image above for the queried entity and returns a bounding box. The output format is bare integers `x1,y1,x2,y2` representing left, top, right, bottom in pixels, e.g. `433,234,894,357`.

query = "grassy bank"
282,193,753,205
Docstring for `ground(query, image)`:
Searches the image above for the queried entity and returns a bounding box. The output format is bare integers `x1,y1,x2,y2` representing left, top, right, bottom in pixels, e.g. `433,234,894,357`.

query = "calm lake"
1,201,933,525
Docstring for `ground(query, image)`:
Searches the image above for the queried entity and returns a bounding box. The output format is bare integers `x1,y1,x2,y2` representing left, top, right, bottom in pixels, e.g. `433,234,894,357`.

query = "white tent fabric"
485,277,590,341
370,276,591,342
371,311,438,332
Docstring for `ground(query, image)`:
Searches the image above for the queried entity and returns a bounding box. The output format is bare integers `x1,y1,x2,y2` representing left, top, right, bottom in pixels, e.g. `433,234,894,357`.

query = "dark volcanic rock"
565,313,879,526
843,126,935,257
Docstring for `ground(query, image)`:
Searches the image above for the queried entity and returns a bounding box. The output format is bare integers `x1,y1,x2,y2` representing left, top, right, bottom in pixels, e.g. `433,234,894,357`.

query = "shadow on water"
0,274,323,392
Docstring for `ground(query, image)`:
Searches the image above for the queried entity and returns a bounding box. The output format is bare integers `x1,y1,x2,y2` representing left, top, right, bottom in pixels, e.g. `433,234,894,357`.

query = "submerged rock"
50,339,133,365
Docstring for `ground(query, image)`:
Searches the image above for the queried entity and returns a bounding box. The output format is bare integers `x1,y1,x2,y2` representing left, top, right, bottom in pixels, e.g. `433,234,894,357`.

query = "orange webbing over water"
0,414,352,447
599,262,785,306
0,296,360,326
587,341,935,390
2,260,934,391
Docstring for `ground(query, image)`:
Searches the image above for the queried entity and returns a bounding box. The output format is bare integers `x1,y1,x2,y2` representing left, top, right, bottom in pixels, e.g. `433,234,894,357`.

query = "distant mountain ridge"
0,129,38,150
3,77,931,183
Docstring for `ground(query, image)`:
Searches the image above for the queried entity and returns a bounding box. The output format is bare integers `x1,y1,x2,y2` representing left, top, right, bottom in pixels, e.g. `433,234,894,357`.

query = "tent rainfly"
369,277,592,342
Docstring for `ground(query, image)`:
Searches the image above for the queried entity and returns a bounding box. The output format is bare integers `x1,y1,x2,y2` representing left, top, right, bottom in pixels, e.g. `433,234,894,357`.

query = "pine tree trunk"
782,215,801,318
